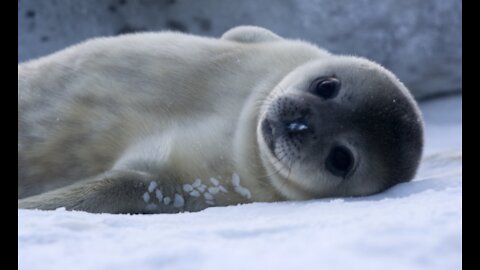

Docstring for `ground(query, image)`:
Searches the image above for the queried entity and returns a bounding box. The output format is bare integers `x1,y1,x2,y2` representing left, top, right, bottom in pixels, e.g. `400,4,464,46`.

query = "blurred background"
18,0,462,100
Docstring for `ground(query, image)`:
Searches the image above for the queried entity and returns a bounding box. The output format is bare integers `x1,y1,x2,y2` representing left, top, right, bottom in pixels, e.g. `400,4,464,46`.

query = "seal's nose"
261,115,312,153
285,120,309,134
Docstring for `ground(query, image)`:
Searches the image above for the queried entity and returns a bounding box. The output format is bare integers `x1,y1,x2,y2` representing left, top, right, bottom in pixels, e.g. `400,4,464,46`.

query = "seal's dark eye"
311,77,341,99
325,145,354,178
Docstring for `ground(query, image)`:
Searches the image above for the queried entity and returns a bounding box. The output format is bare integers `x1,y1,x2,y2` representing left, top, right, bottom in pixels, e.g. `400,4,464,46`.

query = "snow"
155,189,163,201
208,186,220,194
232,173,252,199
183,184,194,192
147,181,157,193
162,197,171,205
18,96,462,270
189,190,201,197
210,177,220,186
173,194,185,208
192,179,202,188
142,192,150,203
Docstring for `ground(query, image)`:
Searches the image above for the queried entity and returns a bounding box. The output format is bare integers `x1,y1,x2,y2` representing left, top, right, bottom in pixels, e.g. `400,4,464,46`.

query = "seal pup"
18,26,424,213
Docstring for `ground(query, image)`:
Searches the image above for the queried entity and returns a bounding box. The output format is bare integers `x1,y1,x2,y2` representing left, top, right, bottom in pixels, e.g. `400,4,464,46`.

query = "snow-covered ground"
18,95,462,270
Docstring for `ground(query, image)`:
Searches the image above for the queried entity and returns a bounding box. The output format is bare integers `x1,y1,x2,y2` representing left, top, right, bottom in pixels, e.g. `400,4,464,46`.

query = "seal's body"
18,26,423,213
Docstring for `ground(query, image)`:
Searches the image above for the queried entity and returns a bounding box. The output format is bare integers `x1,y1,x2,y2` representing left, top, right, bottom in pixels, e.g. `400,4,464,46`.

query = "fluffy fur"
18,26,423,213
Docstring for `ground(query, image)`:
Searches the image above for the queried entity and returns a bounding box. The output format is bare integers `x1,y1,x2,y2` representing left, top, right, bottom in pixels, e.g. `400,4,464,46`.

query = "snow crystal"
145,203,157,211
192,178,202,188
142,192,150,203
147,181,157,193
155,189,163,201
232,173,241,186
210,177,220,186
173,194,185,208
189,190,201,197
219,185,228,193
231,173,251,199
183,184,194,192
204,192,214,201
163,196,171,205
208,186,220,194
197,185,207,193
234,186,252,199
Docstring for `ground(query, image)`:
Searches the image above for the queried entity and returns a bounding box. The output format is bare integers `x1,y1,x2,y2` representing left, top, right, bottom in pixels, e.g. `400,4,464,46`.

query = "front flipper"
18,170,202,214
221,25,282,43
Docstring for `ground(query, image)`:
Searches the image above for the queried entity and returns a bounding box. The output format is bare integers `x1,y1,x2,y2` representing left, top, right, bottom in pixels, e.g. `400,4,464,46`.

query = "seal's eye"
311,77,341,99
325,145,354,178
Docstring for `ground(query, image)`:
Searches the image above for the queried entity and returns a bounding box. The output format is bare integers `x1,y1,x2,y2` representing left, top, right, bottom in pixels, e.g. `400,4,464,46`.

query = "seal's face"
257,56,424,200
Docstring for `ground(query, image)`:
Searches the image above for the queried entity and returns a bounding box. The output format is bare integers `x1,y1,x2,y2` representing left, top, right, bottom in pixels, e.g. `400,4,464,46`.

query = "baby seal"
18,26,424,213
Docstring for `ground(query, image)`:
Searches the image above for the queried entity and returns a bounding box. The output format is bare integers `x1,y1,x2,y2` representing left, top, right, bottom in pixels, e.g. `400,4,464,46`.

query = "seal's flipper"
18,170,194,214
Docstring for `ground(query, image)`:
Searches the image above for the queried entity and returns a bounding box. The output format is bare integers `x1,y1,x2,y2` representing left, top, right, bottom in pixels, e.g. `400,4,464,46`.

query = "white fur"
18,26,421,213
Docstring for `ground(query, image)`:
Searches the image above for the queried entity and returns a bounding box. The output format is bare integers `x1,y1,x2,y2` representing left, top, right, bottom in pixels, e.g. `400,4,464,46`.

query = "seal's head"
257,56,424,200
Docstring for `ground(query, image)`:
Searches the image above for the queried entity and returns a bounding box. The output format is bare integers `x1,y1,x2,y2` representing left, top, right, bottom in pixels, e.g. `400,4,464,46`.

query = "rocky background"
18,0,462,100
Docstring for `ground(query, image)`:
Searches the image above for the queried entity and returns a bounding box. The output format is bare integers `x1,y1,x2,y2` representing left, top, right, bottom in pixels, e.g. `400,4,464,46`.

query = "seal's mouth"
261,118,275,153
